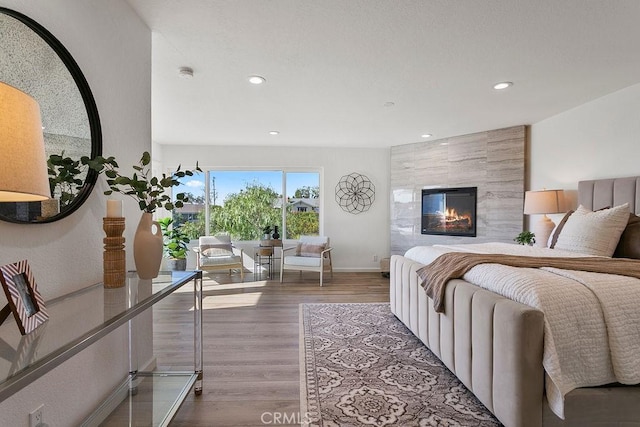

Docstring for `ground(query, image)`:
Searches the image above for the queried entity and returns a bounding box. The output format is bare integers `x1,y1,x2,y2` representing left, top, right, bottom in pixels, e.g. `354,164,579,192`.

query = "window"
171,170,206,240
210,170,282,240
173,169,320,240
285,172,319,239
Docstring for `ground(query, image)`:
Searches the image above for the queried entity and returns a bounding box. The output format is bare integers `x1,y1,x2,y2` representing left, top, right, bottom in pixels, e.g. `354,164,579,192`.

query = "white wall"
160,144,391,271
0,1,151,425
530,83,640,205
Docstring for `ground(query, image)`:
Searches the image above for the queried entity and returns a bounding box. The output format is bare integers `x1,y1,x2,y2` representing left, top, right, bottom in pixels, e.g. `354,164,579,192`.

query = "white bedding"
404,242,640,419
404,242,588,265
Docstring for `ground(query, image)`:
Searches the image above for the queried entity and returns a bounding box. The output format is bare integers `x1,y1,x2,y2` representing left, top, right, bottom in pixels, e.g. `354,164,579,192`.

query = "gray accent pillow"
201,245,233,257
295,243,325,258
613,213,640,259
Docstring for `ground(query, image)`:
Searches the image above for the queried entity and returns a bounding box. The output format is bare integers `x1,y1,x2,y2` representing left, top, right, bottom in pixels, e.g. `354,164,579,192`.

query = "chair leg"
320,269,323,287
240,267,244,282
280,267,284,283
329,253,333,278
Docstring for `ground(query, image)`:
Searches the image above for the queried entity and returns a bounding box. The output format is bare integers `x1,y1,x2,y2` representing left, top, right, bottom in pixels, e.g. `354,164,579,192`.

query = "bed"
390,176,640,427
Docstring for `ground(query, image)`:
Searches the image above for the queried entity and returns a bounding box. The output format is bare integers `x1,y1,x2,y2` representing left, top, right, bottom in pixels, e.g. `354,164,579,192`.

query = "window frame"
189,167,323,240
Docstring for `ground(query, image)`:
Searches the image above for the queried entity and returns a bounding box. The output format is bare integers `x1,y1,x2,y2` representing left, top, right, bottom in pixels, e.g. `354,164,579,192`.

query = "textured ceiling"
125,0,640,148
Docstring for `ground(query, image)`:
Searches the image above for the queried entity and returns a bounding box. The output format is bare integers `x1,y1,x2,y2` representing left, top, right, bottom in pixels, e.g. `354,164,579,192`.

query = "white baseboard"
331,268,382,273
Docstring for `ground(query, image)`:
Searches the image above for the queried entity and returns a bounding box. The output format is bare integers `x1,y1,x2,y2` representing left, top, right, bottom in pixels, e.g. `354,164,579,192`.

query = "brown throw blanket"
417,252,640,313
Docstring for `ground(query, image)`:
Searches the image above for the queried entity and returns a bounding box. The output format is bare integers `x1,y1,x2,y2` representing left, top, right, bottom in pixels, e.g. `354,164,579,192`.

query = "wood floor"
153,270,390,426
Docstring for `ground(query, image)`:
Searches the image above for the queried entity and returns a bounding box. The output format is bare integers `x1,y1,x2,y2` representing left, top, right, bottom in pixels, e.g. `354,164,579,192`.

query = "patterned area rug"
300,303,502,426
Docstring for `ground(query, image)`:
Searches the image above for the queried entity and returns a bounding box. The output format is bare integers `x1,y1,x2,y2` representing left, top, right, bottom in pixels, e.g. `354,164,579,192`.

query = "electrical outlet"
29,404,44,427
373,254,379,262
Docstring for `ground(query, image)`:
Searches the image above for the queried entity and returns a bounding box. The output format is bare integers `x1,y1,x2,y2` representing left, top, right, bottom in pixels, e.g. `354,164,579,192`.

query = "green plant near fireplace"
514,231,536,246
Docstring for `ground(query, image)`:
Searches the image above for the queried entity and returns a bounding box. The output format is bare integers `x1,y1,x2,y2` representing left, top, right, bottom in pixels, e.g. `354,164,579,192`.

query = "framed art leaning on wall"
0,260,48,335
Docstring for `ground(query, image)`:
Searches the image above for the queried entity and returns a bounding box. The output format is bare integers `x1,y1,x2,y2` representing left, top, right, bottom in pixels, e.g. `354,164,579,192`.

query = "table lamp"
524,189,562,247
0,82,50,202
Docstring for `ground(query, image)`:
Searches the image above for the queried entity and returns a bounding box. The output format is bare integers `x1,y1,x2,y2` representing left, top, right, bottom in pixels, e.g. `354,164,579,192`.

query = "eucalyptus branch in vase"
84,151,201,279
83,151,201,213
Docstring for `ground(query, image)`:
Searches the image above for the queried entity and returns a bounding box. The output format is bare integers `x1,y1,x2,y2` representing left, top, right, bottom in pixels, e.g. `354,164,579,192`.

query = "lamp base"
533,215,556,248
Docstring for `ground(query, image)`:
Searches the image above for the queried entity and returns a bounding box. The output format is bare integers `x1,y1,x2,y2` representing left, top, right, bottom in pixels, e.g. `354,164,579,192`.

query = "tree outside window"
172,169,320,240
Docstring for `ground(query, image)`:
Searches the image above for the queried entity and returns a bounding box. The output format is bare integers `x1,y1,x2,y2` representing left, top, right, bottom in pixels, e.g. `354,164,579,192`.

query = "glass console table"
0,270,203,427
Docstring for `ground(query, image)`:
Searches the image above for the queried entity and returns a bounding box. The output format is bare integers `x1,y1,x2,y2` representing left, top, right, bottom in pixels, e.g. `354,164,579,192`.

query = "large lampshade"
524,189,561,215
0,81,50,202
524,189,563,247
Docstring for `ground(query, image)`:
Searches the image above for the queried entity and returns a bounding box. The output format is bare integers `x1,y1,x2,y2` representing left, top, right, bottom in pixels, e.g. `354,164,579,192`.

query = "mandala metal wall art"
335,173,375,214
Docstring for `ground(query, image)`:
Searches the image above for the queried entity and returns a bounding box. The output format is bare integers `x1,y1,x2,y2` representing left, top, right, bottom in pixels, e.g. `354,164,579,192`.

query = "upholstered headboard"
578,176,640,215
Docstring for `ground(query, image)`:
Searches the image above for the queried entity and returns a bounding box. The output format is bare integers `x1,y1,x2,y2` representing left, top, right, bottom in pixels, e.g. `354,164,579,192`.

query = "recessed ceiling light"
493,81,513,90
178,67,194,78
421,134,432,138
269,130,279,135
249,75,266,85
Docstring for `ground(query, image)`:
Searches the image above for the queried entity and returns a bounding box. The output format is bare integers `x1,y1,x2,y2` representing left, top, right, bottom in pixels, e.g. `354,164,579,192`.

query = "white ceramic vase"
134,212,163,279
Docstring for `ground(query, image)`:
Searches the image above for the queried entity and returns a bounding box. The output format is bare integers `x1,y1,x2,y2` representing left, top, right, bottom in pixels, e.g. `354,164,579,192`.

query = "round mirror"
0,8,101,223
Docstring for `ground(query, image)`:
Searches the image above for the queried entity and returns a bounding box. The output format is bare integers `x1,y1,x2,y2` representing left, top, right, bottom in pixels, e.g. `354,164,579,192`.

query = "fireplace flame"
444,207,471,224
431,207,473,231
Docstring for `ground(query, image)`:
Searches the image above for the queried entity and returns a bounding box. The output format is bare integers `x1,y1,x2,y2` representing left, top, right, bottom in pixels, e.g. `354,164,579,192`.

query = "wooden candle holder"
103,217,126,288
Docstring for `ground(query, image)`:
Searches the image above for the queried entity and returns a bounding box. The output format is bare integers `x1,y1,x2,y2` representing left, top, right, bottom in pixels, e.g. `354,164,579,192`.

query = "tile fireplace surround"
390,125,525,255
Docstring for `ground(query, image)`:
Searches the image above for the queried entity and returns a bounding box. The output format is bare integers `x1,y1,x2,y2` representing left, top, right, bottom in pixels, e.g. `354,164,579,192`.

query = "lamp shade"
0,81,50,202
523,189,562,215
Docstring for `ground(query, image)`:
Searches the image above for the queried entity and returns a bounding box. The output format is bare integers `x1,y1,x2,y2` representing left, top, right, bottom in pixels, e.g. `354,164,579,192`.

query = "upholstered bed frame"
390,176,640,427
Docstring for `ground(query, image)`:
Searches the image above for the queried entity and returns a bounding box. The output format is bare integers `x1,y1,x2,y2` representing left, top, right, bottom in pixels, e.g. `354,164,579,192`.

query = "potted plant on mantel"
158,217,190,271
85,151,201,279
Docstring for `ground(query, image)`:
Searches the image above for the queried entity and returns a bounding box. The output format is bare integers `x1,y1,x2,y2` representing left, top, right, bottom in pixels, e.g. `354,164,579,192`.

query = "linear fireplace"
421,186,477,237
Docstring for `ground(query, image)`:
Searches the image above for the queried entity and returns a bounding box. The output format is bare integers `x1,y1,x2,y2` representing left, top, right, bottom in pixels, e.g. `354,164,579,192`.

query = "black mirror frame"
0,7,102,224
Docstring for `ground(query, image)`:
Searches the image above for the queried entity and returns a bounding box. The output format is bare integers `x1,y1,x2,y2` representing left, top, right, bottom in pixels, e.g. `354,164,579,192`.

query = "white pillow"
554,203,630,256
547,210,574,248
